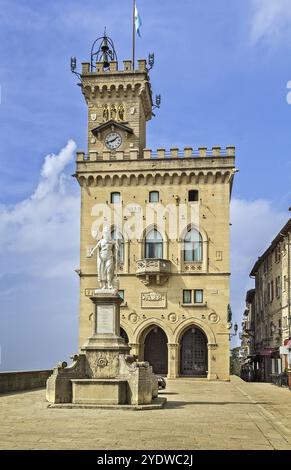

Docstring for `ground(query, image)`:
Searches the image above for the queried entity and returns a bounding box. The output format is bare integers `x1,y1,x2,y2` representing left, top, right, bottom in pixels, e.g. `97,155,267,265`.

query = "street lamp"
229,322,238,339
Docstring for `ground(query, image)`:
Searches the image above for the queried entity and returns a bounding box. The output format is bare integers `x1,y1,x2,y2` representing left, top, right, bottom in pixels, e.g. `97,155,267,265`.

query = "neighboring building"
74,34,236,380
240,289,255,365
242,219,291,382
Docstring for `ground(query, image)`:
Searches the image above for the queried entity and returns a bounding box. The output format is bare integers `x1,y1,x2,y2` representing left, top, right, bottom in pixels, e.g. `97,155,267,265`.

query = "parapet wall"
76,146,235,162
82,59,148,75
0,370,53,394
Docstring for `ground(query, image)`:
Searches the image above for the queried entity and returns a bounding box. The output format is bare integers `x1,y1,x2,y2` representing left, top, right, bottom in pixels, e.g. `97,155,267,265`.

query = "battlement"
81,59,147,76
76,146,235,162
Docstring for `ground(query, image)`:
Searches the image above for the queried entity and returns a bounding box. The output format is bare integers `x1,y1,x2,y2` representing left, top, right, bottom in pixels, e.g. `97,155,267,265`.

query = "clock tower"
73,31,236,382
77,33,153,158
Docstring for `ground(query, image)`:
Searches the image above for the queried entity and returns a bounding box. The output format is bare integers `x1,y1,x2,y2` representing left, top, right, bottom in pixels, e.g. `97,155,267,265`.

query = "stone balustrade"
76,146,235,162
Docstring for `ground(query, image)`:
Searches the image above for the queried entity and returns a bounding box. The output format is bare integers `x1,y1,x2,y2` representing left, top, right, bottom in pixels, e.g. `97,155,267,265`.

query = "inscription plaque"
96,305,114,334
141,292,167,308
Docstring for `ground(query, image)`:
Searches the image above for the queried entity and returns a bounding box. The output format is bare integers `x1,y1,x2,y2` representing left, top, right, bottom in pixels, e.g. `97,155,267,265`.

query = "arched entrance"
120,327,129,343
180,327,208,376
144,326,168,375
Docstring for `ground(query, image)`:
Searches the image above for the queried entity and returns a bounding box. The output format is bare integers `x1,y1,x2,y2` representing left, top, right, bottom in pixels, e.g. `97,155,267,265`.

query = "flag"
135,3,142,37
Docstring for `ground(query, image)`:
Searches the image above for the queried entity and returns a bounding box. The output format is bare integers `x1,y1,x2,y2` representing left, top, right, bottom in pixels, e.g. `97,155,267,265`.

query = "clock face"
105,132,122,150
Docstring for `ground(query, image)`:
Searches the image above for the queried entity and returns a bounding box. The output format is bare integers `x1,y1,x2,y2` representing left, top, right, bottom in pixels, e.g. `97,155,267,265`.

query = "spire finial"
90,30,118,71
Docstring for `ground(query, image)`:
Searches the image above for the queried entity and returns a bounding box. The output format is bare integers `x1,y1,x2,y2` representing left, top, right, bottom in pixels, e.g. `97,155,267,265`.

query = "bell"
100,52,110,69
101,36,109,53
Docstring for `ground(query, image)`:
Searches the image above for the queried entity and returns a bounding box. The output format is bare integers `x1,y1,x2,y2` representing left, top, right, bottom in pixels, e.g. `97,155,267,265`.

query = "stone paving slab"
1,376,291,450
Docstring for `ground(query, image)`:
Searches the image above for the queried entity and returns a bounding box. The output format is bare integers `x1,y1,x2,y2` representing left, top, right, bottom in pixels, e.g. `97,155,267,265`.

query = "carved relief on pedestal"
141,292,167,308
96,356,108,368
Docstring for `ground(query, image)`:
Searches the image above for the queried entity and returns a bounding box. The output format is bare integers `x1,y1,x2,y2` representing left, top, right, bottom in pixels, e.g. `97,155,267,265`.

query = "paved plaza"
1,376,291,450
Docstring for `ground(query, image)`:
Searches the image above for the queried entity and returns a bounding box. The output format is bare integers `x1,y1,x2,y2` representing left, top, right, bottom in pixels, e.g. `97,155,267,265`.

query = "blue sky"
0,0,290,370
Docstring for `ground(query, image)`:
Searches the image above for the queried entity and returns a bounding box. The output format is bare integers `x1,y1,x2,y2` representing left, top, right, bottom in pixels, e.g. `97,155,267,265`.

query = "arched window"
145,229,163,259
111,228,124,263
183,228,203,262
149,191,159,203
111,192,121,204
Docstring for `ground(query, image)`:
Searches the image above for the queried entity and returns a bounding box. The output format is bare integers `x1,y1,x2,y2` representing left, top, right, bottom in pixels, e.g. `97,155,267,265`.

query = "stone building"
74,36,236,380
243,219,291,382
240,289,256,366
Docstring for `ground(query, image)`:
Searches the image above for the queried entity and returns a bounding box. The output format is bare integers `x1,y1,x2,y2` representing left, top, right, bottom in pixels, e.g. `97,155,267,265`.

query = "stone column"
168,343,179,378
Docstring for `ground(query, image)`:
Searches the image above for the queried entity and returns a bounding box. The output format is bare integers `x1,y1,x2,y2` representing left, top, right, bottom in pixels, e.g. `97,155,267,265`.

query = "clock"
105,132,122,150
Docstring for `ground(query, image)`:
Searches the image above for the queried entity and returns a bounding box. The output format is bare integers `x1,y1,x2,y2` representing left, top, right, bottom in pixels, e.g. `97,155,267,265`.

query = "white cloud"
230,197,287,341
0,140,79,276
250,0,291,43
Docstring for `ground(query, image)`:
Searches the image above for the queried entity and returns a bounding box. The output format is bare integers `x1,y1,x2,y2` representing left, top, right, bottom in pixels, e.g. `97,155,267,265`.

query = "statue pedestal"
46,289,165,409
81,291,130,382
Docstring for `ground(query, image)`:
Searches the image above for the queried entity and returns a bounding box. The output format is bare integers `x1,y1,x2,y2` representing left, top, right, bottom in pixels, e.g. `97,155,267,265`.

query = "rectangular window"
275,276,281,298
111,192,121,203
188,190,199,202
149,191,159,203
284,275,288,291
194,289,203,303
183,290,192,304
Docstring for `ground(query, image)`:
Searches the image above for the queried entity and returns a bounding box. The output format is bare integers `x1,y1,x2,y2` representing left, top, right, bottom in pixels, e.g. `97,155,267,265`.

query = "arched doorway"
120,327,129,343
180,327,208,376
144,326,168,375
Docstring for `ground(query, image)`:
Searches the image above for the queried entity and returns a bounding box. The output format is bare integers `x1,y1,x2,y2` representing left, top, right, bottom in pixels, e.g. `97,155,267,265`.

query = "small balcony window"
149,191,159,203
188,190,199,202
145,229,163,259
111,192,121,204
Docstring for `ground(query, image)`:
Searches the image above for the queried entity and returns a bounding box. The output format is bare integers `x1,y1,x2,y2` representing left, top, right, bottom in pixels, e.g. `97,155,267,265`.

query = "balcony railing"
136,259,171,285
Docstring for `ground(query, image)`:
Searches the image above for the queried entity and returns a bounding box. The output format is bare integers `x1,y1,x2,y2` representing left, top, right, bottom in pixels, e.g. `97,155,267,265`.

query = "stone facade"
75,57,236,381
243,219,291,382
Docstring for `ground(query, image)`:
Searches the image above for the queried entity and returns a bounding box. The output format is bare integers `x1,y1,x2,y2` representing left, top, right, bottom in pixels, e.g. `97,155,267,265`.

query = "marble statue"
90,227,117,289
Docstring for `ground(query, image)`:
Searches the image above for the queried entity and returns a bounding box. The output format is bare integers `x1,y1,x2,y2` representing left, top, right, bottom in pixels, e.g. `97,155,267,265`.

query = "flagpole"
132,0,136,70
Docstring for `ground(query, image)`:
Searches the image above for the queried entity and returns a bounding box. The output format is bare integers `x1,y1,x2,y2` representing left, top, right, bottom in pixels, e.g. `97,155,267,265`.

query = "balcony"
136,259,171,285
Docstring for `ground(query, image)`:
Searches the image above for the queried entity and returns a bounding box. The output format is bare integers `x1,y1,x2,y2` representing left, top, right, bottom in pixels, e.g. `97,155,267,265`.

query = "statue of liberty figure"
90,226,118,290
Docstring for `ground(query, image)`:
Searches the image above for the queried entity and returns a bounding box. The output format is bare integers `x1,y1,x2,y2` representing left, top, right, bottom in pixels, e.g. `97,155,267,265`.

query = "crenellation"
76,150,85,162
76,146,236,162
123,60,133,71
109,61,118,72
198,147,207,158
226,145,235,157
212,146,221,157
170,148,179,158
184,147,193,158
82,63,90,74
129,149,139,160
138,60,147,72
89,152,97,162
157,148,166,159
